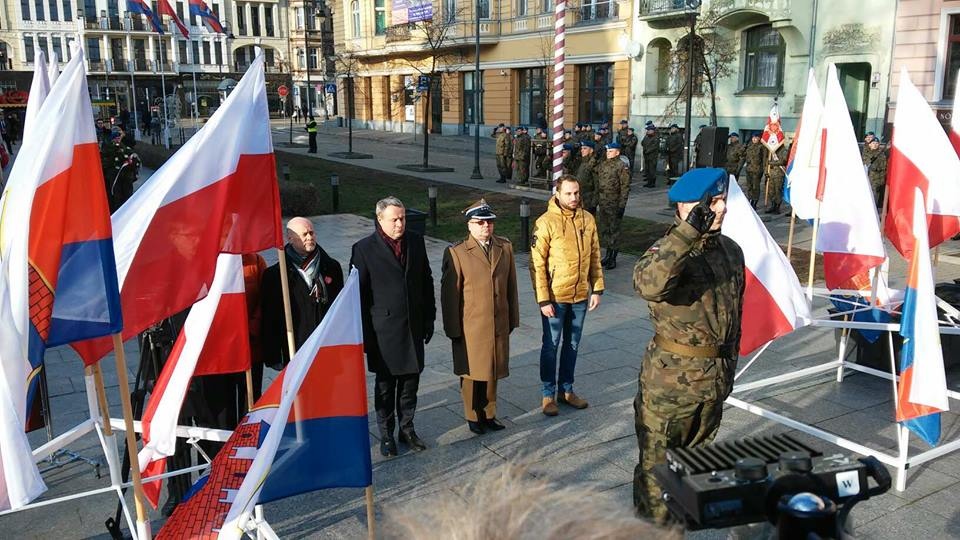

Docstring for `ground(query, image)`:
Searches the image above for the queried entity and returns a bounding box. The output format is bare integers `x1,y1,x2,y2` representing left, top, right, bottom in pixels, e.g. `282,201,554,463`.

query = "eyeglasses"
469,220,495,226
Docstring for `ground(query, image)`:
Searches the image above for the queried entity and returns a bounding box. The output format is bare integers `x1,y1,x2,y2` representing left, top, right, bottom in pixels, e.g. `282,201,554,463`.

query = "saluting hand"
679,192,716,235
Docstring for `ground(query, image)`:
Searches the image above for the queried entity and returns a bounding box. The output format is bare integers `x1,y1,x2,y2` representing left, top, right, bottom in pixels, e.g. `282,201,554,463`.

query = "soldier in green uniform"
563,129,574,144
743,134,766,208
101,126,141,213
725,132,746,184
641,125,660,188
582,124,594,144
632,167,744,524
865,137,887,208
665,124,684,182
532,127,551,179
573,123,583,143
617,119,630,146
494,124,511,183
620,127,639,178
599,126,613,148
561,142,580,176
513,126,532,185
576,140,599,214
861,131,878,167
596,142,631,270
764,143,788,214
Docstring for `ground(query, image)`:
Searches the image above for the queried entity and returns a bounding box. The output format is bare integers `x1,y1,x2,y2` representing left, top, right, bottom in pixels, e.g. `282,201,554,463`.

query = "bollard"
428,185,438,227
519,198,530,251
282,164,291,182
331,174,340,213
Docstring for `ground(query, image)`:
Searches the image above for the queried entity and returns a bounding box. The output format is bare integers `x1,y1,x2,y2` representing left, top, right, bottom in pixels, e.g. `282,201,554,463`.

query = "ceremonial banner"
158,270,371,539
722,180,810,355
896,188,948,446
815,64,885,289
72,51,282,365
139,253,250,509
885,68,960,259
761,101,785,153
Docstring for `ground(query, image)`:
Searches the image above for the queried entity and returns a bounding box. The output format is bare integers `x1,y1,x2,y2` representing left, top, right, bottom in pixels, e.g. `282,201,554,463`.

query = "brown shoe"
542,397,559,416
559,392,589,409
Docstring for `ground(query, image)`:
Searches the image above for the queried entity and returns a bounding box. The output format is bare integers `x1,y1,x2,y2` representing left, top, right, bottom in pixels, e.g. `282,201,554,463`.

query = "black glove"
684,192,716,235
424,322,434,344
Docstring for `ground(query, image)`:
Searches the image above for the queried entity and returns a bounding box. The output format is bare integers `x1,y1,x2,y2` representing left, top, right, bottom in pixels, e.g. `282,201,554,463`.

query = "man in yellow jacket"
529,175,605,416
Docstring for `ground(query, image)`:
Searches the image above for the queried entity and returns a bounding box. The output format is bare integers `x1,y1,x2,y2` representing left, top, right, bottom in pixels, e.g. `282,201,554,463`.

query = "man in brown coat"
441,200,520,434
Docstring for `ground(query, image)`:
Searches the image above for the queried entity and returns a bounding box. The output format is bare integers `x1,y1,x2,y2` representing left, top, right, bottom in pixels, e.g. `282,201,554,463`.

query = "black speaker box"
696,126,729,168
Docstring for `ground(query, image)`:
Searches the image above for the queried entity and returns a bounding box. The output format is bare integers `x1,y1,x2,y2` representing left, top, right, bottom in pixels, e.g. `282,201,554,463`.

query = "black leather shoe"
380,436,398,457
496,178,506,183
468,420,486,435
400,430,427,451
483,418,506,431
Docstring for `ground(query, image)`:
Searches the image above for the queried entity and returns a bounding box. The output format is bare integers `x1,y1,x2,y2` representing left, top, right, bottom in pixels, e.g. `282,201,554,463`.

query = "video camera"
653,434,891,539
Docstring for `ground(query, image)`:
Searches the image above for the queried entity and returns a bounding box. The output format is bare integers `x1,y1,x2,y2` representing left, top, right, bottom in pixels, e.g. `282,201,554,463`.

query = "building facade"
631,0,897,139
330,0,632,136
286,0,337,120
0,0,290,126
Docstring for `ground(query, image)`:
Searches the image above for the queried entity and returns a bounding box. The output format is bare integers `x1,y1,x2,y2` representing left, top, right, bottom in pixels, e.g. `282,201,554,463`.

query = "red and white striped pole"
550,0,567,187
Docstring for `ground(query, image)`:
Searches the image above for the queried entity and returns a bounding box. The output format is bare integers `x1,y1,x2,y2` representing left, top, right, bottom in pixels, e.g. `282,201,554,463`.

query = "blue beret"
580,140,595,149
668,168,728,204
729,132,739,138
564,129,572,134
562,143,575,151
620,119,629,124
645,120,654,125
605,142,621,150
866,131,875,136
645,124,656,131
669,123,679,129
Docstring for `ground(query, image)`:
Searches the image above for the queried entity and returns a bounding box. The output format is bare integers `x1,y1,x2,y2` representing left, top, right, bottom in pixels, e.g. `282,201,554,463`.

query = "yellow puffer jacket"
529,198,604,304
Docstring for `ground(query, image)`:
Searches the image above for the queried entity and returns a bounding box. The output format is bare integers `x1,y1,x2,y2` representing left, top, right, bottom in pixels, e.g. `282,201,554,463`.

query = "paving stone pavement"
4,212,960,539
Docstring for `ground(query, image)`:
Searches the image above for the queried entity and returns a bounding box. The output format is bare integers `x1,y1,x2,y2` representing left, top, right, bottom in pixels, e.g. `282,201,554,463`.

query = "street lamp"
469,0,482,179
302,2,327,121
682,0,702,173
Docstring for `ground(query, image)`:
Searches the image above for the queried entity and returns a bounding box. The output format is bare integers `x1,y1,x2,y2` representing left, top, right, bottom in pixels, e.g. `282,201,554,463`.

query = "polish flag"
722,180,810,355
896,188,948,447
23,51,50,142
783,69,823,220
158,0,190,38
139,254,251,509
815,64,886,289
72,50,282,365
885,68,960,260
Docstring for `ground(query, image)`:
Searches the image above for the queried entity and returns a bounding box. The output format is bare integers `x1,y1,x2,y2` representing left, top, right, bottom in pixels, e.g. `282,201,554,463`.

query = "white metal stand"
727,288,960,492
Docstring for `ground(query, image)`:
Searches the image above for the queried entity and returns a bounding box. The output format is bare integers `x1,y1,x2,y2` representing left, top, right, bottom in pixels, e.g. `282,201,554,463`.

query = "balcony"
711,0,791,28
638,0,696,26
573,0,619,25
348,18,500,56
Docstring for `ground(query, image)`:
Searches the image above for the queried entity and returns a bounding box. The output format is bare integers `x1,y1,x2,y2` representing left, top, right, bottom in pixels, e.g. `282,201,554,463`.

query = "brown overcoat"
440,234,520,381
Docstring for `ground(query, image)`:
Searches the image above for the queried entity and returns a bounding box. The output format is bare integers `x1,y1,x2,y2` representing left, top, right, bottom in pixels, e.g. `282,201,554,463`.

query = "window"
944,15,960,99
23,36,35,60
578,0,617,22
444,0,455,21
38,36,48,59
463,71,483,125
743,25,785,92
237,4,246,34
297,48,305,69
62,0,71,20
264,48,274,66
251,5,260,36
107,0,119,27
646,38,674,94
478,0,489,18
578,63,613,124
52,36,62,62
86,37,100,62
265,7,274,36
34,0,44,20
192,40,200,63
375,0,386,35
48,0,58,21
542,0,552,13
214,40,223,64
110,37,124,65
351,0,360,38
202,41,211,64
295,7,304,29
21,0,30,20
83,0,95,19
517,0,527,16
178,40,188,63
175,0,184,20
519,67,545,126
309,47,318,69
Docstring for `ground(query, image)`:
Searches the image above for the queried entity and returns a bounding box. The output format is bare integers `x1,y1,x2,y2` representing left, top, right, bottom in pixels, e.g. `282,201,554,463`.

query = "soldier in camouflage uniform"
641,125,660,188
513,126,532,185
743,134,766,207
725,132,746,183
632,167,744,524
532,127,551,179
561,142,580,176
619,127,639,178
861,131,878,167
101,126,141,212
576,140,599,214
865,137,887,208
764,143,788,214
596,142,631,270
665,124,684,181
493,124,511,183
617,119,630,146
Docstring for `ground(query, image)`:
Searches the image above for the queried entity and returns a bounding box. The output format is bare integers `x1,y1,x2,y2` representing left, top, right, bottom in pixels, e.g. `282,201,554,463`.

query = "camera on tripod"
652,434,892,539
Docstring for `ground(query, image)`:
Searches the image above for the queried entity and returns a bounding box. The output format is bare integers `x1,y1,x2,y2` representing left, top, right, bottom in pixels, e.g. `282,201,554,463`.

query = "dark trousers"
643,156,658,185
308,132,317,153
668,153,682,178
374,372,420,436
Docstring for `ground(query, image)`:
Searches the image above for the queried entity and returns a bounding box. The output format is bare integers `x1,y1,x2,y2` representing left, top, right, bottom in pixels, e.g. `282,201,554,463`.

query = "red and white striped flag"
722,180,810,354
885,68,960,259
139,253,250,508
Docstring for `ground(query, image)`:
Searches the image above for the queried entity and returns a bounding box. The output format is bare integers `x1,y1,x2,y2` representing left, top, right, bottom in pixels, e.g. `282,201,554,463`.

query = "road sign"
417,75,430,92
324,83,337,94
277,85,289,97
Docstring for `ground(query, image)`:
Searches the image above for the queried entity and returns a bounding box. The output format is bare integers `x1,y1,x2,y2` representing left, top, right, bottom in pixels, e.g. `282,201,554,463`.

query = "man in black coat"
261,217,344,375
350,196,436,457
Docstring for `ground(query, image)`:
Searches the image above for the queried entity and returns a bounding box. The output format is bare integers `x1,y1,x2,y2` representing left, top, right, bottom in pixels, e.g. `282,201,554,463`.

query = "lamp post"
303,1,315,120
682,0,701,173
469,0,482,179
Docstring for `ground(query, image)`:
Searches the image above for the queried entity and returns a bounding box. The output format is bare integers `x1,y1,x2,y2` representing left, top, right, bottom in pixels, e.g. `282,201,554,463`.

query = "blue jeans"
539,300,588,397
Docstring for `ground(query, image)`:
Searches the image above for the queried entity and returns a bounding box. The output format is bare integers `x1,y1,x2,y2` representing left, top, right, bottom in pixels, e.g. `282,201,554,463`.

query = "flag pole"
112,334,152,539
786,207,796,259
91,363,114,436
276,246,304,441
807,128,828,302
244,369,255,410
365,485,376,540
158,32,171,149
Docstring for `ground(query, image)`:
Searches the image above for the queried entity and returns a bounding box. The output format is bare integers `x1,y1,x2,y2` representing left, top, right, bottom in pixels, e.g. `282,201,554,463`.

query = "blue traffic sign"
417,75,430,92
324,83,337,93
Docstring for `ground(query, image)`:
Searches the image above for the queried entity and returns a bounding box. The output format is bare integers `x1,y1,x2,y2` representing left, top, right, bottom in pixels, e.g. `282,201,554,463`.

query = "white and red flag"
722,180,810,354
138,253,251,509
23,51,50,142
72,50,282,364
885,68,960,260
761,101,785,153
815,64,886,289
783,69,823,220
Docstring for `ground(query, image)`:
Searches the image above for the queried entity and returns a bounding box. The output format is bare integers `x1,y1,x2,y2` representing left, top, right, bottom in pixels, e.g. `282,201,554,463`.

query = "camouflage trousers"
597,203,624,250
743,172,762,203
535,153,549,178
872,181,885,209
633,344,735,523
766,175,784,206
496,155,513,180
515,159,530,184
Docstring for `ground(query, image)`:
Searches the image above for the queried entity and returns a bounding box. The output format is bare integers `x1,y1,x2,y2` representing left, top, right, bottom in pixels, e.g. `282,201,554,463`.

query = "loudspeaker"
696,126,729,168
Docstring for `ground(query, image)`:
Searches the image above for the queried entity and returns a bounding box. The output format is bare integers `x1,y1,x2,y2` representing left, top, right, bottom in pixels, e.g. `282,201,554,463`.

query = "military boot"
601,249,612,267
764,204,777,214
603,249,618,270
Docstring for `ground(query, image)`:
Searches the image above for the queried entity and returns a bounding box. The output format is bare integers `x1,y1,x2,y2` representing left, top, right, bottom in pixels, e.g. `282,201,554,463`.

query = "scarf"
285,244,326,302
377,226,405,265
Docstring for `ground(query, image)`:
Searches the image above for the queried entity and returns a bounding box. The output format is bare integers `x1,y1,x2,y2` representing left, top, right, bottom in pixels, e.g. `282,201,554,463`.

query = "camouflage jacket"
861,145,879,166
725,141,746,174
495,131,510,156
617,127,630,145
766,145,788,179
634,218,745,354
596,154,631,208
532,134,550,156
641,134,660,158
562,150,581,175
576,152,599,208
514,133,531,161
744,142,767,174
867,149,887,186
620,133,639,157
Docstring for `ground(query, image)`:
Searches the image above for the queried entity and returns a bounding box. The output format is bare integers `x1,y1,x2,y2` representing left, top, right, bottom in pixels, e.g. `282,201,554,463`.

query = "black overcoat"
350,230,436,376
